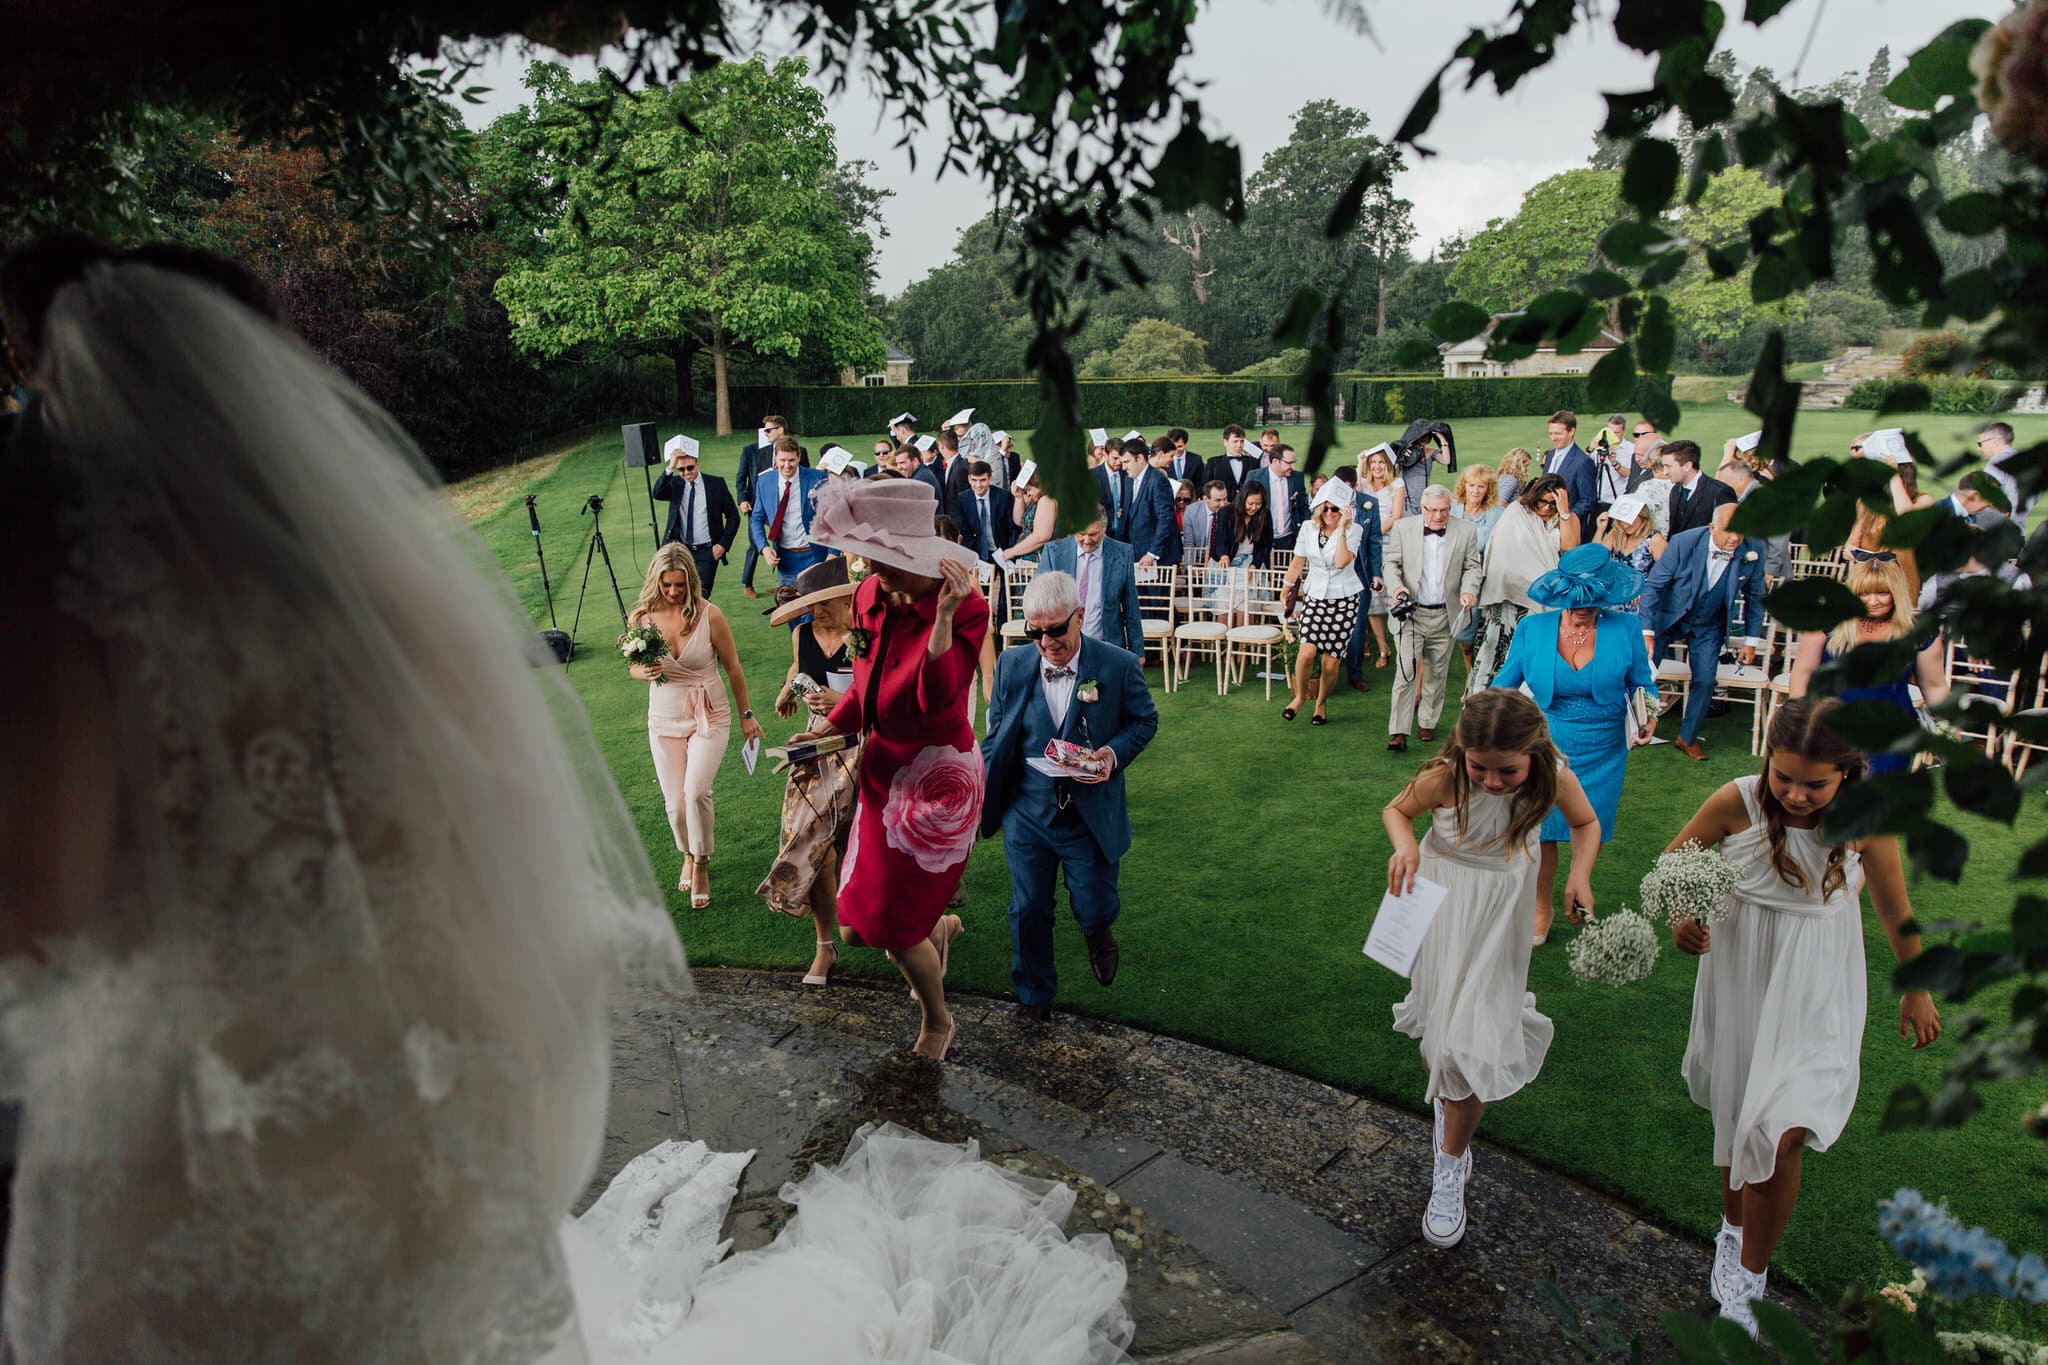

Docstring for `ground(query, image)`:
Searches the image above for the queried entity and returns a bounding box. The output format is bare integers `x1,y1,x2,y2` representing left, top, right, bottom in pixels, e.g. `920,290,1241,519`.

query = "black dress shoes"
1015,1001,1052,1024
1084,929,1121,987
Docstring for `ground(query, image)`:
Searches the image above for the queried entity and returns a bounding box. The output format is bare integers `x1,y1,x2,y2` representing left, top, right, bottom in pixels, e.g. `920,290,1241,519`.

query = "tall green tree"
490,57,884,430
1078,317,1211,377
1446,169,1624,314
1665,165,1805,357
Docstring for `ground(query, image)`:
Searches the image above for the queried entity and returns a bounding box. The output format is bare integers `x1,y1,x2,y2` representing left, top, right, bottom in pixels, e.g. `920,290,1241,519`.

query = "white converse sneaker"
1422,1146,1471,1247
1710,1220,1744,1305
1718,1263,1767,1338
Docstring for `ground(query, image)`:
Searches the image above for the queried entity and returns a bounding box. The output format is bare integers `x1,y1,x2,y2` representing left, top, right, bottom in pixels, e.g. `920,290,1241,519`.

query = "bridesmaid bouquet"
1567,908,1660,987
618,623,670,684
1640,840,1737,928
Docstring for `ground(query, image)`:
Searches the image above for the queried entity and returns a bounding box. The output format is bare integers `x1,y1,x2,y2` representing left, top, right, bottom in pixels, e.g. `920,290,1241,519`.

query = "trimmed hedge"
726,373,1678,434
1843,376,2025,414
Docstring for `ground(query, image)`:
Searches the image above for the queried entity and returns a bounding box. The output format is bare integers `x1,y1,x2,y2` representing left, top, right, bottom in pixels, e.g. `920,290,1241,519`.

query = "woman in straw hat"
1490,542,1657,943
795,479,989,1059
758,558,860,984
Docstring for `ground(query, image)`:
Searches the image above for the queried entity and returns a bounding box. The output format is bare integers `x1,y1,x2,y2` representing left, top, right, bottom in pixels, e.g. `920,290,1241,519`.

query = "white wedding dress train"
562,1124,1135,1365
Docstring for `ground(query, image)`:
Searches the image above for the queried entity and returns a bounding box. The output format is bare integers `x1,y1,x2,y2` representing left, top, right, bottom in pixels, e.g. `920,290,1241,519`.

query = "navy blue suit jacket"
1544,443,1599,543
954,485,1016,560
1638,525,1769,641
1121,466,1182,565
1040,535,1142,655
1351,490,1385,586
980,635,1158,861
749,466,831,552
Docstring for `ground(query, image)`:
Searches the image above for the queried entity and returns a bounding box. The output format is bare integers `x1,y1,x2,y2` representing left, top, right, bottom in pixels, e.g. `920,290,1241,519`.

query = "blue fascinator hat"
1527,543,1644,609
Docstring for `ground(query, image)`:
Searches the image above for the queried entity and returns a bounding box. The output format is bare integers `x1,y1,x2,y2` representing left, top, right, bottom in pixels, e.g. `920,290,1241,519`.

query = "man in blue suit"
1039,509,1142,654
1335,466,1386,692
953,460,1015,562
1258,444,1309,550
981,569,1159,1021
1115,442,1181,565
1638,502,1768,761
1541,409,1599,544
748,439,834,588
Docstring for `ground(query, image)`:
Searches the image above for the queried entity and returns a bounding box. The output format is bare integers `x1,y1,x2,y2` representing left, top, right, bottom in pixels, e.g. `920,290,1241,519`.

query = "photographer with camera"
651,434,740,595
1382,486,1482,752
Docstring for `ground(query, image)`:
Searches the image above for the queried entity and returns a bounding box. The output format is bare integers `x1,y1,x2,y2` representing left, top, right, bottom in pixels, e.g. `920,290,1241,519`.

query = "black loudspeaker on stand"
526,494,573,664
622,421,662,545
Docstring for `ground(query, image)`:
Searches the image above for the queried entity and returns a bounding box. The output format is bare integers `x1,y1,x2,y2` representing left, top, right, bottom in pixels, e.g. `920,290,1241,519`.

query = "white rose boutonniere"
1076,679,1100,704
1743,550,1758,563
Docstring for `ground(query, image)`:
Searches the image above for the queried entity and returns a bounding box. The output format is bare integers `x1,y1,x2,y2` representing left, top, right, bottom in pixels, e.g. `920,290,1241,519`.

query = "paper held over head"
1362,874,1449,977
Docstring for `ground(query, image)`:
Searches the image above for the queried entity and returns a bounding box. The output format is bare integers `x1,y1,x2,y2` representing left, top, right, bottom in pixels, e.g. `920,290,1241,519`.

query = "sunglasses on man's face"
1024,613,1078,641
1633,429,1653,438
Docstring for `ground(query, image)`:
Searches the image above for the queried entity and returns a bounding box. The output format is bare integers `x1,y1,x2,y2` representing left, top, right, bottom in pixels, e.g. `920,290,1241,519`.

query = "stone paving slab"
600,971,1825,1361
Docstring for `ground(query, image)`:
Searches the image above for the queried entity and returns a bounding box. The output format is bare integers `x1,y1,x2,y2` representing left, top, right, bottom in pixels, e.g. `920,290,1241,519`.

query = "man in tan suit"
1383,486,1482,751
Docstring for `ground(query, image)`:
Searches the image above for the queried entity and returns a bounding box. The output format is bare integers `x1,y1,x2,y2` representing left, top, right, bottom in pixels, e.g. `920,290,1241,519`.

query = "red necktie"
771,478,791,544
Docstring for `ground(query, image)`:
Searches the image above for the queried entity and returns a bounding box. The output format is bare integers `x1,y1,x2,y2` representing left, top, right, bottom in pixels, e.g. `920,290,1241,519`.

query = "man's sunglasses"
1025,613,1078,641
1632,429,1653,438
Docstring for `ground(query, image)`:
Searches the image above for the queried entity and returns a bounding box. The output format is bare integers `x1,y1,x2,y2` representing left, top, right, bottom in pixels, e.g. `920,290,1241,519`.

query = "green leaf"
1642,383,1681,433
1751,1301,1823,1365
1273,287,1322,347
1881,1084,1931,1130
1326,150,1393,239
1885,20,1994,112
1938,192,2007,237
1393,337,1440,368
1728,460,1835,536
1875,381,1932,415
1600,219,1673,268
1621,138,1680,216
1427,299,1492,344
1895,946,1964,996
1944,752,2021,824
1743,0,1795,21
1574,270,1633,300
1395,71,1445,148
1877,504,1954,551
1751,252,1798,303
1587,344,1637,409
1765,577,1863,631
1636,296,1676,374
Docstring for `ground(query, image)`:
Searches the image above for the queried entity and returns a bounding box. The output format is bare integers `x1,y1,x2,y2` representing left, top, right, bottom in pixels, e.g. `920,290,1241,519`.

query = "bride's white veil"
5,259,684,1361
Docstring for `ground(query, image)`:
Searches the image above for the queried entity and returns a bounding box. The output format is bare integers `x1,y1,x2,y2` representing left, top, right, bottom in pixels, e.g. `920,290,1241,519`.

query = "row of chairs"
994,555,1303,699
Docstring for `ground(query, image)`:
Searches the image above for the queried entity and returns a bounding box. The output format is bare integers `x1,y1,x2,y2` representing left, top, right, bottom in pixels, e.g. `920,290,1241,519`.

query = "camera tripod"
570,493,628,649
527,494,573,664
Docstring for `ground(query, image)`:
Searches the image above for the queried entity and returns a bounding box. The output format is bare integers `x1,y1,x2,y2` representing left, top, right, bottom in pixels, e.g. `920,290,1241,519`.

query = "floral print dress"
822,575,990,951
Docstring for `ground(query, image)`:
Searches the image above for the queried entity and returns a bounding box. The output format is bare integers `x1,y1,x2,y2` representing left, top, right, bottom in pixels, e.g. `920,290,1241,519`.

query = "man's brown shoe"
1676,738,1708,761
1419,727,1437,742
1388,734,1408,752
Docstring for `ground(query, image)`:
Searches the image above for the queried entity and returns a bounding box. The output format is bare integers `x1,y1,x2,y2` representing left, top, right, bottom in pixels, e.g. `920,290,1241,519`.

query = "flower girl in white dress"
1382,689,1601,1249
1666,698,1941,1337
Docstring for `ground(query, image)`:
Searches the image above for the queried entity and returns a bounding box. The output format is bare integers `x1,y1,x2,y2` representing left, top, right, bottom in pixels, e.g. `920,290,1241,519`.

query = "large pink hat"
810,478,980,577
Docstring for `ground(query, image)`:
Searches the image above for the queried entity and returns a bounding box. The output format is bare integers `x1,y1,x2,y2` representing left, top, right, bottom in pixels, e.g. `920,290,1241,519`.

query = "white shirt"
676,474,711,544
1986,448,2033,529
1419,525,1449,605
1679,472,1702,499
975,494,994,558
1296,523,1364,599
1075,547,1105,640
1269,470,1292,536
1041,664,1077,730
774,476,812,550
1597,444,1633,502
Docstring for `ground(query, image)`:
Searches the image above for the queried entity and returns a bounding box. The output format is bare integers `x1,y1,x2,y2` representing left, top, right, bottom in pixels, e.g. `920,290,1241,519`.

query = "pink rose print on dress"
882,743,985,873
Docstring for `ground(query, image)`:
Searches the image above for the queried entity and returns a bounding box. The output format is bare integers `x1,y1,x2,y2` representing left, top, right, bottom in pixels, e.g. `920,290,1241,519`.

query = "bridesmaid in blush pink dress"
629,544,764,909
797,481,989,1060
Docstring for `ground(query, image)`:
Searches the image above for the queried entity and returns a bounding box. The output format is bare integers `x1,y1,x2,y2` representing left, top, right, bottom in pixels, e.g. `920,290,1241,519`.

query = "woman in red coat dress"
798,480,988,1059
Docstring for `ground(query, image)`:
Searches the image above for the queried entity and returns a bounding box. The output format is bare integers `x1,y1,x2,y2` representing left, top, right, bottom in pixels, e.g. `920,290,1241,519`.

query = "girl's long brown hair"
632,542,705,639
1758,697,1865,899
1424,689,1562,855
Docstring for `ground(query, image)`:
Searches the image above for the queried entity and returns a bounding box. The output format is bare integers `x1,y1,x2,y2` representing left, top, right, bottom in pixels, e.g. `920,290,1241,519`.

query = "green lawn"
461,406,2047,1327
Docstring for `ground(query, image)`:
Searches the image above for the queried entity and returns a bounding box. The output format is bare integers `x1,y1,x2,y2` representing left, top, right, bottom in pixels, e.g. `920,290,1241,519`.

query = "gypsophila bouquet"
618,624,670,684
1640,840,1738,929
1566,908,1660,987
1878,1189,2048,1303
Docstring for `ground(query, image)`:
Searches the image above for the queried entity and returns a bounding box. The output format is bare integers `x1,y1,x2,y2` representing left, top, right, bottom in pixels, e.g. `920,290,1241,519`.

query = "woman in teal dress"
1492,544,1657,944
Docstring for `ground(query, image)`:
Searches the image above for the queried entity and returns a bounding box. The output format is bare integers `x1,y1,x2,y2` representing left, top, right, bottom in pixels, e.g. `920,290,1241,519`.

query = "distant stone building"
1438,316,1624,378
841,341,915,387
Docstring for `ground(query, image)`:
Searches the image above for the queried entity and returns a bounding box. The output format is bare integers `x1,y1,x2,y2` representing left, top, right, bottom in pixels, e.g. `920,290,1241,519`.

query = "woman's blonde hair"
632,543,705,636
1598,500,1653,553
1827,556,1916,656
1364,448,1397,487
1454,464,1498,512
1497,448,1533,482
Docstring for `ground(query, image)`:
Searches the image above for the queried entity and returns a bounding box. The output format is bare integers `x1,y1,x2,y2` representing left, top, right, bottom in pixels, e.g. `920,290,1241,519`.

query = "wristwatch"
740,709,754,719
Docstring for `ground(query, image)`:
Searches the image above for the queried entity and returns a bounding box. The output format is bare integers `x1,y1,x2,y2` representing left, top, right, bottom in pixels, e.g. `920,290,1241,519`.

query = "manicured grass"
462,409,2047,1329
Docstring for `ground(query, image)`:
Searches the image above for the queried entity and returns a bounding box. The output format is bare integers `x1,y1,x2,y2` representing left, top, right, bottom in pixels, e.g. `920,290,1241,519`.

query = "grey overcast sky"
458,0,1994,296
